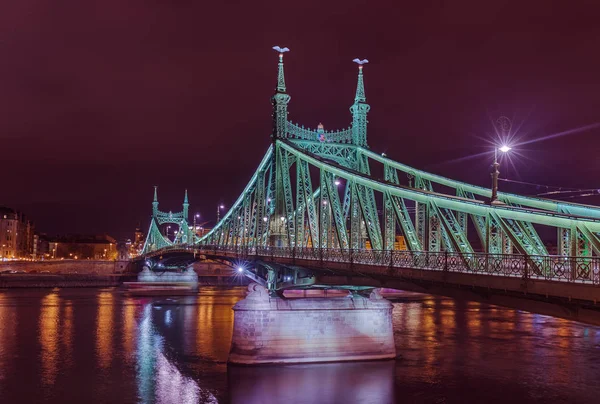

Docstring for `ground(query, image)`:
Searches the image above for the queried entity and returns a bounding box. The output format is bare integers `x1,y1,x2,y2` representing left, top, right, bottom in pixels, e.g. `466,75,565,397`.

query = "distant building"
48,234,117,260
118,240,131,260
130,227,145,257
0,207,35,259
34,233,50,259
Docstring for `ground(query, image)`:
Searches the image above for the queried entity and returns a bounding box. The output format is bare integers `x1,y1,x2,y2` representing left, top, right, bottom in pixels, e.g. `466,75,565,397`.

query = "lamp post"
216,204,225,223
491,145,511,205
193,213,200,244
166,226,171,240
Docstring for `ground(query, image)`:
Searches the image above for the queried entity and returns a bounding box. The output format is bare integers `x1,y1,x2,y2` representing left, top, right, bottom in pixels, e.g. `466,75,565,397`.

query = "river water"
0,287,599,404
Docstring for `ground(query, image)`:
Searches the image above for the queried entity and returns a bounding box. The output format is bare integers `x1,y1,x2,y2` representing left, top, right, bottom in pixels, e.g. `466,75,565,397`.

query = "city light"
499,145,511,153
237,267,244,273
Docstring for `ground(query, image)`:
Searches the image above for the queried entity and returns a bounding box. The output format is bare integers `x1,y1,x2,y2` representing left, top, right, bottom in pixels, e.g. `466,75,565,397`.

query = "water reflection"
122,298,137,359
0,293,17,384
1,289,600,403
228,361,395,404
136,303,217,404
62,303,74,368
96,291,114,369
39,292,60,386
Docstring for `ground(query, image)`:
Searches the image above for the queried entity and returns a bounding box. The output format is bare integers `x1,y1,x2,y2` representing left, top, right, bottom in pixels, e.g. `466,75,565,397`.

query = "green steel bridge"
140,48,600,323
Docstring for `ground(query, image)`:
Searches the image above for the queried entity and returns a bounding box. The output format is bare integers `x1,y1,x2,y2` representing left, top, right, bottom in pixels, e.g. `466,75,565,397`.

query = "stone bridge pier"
228,283,396,365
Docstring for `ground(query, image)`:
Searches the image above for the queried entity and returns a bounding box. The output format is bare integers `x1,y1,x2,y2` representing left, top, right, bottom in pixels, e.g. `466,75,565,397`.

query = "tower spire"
152,186,159,217
183,189,189,219
276,50,287,92
271,46,291,139
354,65,366,103
350,59,370,148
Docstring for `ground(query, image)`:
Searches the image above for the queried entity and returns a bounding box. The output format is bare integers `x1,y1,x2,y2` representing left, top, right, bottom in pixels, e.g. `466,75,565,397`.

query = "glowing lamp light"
219,205,225,209
334,180,341,186
263,217,268,222
499,145,511,153
237,267,244,273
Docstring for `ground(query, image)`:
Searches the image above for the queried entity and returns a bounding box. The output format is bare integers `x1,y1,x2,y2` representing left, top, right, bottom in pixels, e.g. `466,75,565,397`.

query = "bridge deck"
147,246,599,299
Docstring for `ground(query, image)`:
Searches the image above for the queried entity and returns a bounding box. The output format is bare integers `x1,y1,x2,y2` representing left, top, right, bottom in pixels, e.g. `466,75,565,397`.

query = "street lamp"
216,204,225,223
166,226,171,239
193,213,200,244
491,145,511,205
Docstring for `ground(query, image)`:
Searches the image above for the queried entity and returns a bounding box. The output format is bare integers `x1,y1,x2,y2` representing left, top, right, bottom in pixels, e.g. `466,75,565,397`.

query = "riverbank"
0,259,130,275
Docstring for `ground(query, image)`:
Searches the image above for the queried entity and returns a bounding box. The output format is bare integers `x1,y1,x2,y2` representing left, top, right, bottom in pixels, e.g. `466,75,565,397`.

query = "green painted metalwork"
143,49,600,279
350,64,369,147
142,187,191,254
324,171,349,249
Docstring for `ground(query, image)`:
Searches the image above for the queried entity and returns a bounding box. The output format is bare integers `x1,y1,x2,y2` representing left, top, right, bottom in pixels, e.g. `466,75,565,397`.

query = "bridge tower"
350,60,370,148
269,47,292,247
271,46,291,140
141,186,192,254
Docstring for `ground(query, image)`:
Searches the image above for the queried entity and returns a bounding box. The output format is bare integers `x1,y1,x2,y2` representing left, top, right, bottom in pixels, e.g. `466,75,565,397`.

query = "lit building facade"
47,234,118,260
0,207,35,259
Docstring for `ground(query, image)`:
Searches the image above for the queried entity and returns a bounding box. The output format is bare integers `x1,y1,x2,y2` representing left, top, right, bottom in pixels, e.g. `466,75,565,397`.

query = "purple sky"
2,1,600,240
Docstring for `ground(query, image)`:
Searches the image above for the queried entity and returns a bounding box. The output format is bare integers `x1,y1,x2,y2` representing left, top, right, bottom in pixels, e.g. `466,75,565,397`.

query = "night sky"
3,1,600,241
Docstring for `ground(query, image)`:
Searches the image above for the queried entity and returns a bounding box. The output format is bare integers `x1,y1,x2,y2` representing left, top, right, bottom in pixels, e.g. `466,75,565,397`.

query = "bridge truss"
142,187,193,254
144,49,600,292
195,50,600,265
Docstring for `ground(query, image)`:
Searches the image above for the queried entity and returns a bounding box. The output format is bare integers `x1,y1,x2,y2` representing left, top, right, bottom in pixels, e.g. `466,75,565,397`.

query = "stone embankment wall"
0,260,131,288
0,260,248,287
0,260,129,275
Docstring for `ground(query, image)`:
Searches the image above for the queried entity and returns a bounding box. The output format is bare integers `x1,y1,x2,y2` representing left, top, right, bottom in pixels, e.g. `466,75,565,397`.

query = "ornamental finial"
352,58,368,103
183,189,188,204
153,186,158,202
273,46,290,93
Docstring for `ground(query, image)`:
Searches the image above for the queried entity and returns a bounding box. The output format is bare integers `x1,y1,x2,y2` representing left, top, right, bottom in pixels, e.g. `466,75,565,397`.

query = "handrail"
146,244,600,286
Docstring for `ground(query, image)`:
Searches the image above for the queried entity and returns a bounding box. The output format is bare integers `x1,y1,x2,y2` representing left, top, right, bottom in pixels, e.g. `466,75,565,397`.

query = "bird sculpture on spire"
352,58,369,65
273,46,290,53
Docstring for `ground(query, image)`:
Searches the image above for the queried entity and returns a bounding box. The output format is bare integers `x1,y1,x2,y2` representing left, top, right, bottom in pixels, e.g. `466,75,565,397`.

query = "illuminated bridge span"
143,48,600,324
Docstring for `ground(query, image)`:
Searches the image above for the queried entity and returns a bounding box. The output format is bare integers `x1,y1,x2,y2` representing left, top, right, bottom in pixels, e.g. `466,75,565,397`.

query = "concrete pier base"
229,283,396,365
137,266,198,285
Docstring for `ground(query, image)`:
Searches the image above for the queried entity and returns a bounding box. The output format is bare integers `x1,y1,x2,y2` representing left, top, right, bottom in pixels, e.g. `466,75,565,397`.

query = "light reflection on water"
0,287,599,403
136,303,217,403
0,293,17,387
39,292,60,387
96,291,114,369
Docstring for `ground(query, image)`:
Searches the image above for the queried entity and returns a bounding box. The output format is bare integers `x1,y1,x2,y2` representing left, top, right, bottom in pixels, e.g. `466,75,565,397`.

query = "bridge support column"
228,283,396,365
137,265,199,285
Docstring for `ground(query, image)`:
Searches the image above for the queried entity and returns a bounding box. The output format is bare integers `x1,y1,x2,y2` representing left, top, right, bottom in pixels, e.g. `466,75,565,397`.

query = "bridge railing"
152,244,600,286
